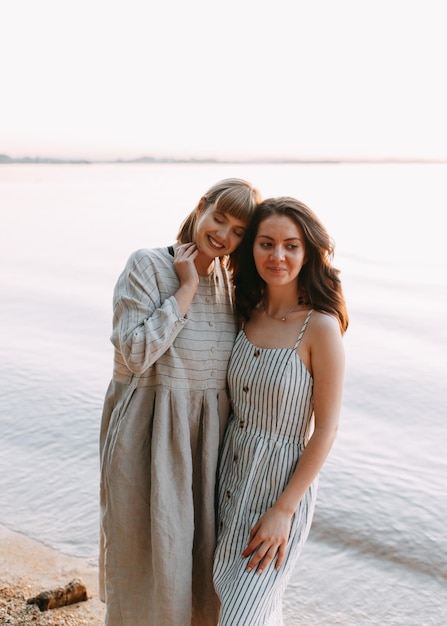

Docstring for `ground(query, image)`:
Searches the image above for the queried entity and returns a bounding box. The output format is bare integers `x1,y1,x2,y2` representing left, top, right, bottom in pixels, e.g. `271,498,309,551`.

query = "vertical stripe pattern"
213,311,317,626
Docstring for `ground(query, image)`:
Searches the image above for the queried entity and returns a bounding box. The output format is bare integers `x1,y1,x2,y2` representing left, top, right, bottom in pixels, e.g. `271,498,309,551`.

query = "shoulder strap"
293,309,313,349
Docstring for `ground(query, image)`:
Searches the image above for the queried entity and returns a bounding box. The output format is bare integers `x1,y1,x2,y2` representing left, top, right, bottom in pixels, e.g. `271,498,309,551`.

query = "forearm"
173,280,199,318
274,425,338,517
111,249,193,374
241,426,338,574
113,295,187,374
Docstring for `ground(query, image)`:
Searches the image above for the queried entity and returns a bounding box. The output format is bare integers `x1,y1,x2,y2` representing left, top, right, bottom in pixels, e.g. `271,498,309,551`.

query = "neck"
263,286,299,310
195,253,215,276
262,287,309,322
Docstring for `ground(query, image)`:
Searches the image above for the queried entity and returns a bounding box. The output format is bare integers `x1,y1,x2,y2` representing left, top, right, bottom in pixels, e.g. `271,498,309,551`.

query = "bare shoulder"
297,310,344,376
308,310,341,335
306,310,344,355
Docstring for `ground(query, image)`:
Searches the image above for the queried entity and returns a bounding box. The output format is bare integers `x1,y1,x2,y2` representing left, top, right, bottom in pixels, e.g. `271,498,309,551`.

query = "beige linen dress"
99,247,237,626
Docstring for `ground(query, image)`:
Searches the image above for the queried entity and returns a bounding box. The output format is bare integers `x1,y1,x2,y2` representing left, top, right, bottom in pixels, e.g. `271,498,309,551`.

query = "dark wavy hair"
233,196,349,333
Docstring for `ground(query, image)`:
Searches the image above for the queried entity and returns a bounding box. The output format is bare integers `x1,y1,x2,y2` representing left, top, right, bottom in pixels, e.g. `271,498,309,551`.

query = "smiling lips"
208,235,225,251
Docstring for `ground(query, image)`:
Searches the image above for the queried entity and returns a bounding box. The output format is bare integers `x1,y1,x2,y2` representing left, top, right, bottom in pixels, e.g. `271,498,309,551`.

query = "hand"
173,243,199,288
241,506,292,574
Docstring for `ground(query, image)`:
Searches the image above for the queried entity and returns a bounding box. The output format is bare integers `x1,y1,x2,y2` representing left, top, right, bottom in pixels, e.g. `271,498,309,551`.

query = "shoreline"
0,524,104,625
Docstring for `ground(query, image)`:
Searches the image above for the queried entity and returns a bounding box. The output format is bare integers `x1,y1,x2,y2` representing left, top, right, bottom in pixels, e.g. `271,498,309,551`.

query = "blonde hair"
176,178,261,244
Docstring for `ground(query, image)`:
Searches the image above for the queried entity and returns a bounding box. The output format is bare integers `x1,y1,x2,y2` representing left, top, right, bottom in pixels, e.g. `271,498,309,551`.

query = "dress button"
243,385,249,393
254,349,260,357
239,421,245,428
226,490,231,499
208,321,214,327
233,454,239,462
210,346,215,353
210,370,216,377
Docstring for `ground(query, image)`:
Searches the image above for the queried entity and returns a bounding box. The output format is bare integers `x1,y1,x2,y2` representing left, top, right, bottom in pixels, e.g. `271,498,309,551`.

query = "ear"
197,196,207,211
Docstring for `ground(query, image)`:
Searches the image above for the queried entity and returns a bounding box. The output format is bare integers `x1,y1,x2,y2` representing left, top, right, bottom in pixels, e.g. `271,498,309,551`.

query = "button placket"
204,285,217,378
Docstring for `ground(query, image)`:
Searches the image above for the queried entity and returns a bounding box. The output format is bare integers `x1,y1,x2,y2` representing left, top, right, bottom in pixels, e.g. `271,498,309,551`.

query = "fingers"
245,544,278,574
275,543,286,570
241,516,289,574
243,536,286,574
173,243,199,288
240,508,292,574
241,532,261,559
243,520,261,554
174,242,198,259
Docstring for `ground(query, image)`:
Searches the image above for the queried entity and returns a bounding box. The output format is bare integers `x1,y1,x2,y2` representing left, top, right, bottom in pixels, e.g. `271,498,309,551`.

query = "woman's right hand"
173,243,199,316
174,243,199,287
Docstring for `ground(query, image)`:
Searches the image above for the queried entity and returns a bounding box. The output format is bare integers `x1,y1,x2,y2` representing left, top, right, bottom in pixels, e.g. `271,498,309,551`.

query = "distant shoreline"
1,154,447,165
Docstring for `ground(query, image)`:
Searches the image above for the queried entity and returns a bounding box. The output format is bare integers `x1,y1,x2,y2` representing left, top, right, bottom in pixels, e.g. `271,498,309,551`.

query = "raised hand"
172,243,200,317
173,243,199,288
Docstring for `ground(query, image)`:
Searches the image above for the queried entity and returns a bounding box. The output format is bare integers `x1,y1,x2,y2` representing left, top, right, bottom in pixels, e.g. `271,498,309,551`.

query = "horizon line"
1,153,447,165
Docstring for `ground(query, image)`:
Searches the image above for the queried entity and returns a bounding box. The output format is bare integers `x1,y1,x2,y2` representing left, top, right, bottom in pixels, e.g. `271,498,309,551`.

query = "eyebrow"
216,211,247,230
257,234,302,242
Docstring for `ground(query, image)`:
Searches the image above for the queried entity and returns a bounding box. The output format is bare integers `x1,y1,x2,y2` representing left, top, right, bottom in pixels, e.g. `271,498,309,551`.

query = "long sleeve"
111,248,187,376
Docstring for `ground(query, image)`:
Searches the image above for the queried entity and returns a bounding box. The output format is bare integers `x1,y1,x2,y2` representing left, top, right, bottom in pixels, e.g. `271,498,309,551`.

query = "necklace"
262,296,307,322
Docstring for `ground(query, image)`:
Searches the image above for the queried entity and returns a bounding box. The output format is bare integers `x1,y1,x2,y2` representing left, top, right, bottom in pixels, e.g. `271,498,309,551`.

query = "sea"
0,162,446,625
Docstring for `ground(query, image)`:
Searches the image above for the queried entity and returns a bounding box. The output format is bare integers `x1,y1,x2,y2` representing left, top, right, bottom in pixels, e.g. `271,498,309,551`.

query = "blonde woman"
100,179,261,626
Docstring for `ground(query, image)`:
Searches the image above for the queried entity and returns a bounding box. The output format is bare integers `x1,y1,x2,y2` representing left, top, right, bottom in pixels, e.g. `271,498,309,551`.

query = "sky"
1,0,446,161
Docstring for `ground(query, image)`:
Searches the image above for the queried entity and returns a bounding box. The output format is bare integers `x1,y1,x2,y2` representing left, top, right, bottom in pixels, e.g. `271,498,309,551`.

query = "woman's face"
253,214,307,287
194,204,247,259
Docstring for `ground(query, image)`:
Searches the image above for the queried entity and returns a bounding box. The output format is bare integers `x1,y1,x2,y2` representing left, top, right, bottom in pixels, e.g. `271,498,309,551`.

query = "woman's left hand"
241,506,292,573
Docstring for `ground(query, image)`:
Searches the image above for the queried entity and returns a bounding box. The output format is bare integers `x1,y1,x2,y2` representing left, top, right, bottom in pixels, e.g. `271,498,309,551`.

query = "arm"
111,245,199,374
243,314,345,573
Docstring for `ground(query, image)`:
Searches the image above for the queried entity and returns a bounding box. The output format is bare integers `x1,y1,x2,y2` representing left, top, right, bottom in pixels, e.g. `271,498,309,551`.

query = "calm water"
1,163,446,625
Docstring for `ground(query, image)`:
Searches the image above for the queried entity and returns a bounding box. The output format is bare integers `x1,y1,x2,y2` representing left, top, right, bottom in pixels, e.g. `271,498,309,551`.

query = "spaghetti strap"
293,309,313,349
214,307,317,624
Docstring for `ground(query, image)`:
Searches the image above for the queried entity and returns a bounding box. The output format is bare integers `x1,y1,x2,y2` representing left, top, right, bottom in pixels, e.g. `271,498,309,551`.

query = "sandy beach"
0,524,104,625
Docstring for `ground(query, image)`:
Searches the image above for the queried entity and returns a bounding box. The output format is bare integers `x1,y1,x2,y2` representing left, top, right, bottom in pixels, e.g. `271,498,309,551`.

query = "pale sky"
1,0,446,161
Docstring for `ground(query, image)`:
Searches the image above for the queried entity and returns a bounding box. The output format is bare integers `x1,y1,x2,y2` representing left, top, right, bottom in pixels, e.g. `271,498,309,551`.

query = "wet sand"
0,524,104,625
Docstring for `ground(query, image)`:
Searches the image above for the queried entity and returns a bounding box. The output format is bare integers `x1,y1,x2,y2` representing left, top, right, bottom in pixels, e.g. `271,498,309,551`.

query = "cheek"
227,232,244,253
253,254,264,275
193,216,207,241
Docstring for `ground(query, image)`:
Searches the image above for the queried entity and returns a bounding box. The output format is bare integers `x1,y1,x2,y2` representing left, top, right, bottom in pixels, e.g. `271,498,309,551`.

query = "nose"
270,245,285,260
217,224,231,242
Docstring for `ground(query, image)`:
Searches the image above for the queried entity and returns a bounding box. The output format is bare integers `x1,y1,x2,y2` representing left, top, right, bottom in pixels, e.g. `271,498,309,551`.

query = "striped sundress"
213,310,317,626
